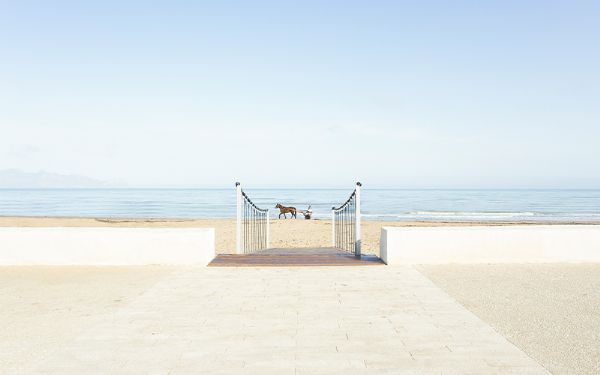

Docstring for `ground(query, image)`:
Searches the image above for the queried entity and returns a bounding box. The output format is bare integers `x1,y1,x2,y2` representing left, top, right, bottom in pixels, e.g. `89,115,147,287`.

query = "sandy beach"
1,216,595,256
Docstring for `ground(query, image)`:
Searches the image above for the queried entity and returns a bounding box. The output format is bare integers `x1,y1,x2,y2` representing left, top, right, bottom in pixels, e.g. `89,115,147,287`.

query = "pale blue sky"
1,1,599,188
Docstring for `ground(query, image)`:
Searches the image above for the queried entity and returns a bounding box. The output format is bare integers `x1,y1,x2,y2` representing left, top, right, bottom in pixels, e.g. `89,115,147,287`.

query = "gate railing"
332,182,361,257
236,182,270,254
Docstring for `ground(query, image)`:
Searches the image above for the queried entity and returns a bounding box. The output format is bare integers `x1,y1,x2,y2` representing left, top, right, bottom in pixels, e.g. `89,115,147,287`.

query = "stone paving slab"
19,266,549,374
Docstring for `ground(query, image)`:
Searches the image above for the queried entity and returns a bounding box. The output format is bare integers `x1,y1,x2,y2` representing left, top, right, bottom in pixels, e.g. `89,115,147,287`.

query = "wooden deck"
208,247,384,267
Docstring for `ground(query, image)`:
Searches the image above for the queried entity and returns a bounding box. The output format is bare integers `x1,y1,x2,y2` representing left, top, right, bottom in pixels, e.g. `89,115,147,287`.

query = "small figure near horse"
300,205,313,219
275,203,297,219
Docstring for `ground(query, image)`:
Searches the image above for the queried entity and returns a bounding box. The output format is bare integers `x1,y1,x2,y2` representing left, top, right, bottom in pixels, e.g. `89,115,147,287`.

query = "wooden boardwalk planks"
208,247,384,267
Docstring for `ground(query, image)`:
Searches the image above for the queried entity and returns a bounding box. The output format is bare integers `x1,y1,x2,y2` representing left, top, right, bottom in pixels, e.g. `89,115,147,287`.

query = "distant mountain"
0,169,107,188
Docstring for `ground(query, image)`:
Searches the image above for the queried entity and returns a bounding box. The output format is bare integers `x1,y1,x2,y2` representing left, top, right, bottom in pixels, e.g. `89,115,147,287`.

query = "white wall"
380,225,600,265
0,227,215,265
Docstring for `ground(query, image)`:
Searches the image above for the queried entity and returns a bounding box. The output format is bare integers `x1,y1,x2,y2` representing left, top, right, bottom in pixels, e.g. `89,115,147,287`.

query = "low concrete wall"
0,227,215,265
380,225,600,265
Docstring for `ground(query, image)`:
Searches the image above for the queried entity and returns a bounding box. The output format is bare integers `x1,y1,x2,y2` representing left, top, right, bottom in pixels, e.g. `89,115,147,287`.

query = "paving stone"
21,266,549,374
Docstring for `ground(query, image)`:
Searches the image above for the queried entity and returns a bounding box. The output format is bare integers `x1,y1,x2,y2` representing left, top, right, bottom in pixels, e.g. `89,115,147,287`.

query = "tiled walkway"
23,266,549,374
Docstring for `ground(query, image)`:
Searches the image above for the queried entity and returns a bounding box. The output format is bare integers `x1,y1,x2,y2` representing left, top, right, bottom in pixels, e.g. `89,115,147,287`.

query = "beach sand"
0,216,589,255
418,264,600,375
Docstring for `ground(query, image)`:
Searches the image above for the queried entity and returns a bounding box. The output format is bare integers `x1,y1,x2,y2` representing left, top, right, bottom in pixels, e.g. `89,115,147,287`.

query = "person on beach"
301,205,313,220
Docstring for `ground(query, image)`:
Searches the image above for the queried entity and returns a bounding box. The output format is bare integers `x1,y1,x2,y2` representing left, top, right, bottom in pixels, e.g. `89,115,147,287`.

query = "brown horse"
275,203,297,219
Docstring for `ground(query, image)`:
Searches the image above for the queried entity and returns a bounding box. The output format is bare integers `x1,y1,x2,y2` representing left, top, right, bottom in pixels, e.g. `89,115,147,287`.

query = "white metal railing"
332,182,361,257
236,182,270,254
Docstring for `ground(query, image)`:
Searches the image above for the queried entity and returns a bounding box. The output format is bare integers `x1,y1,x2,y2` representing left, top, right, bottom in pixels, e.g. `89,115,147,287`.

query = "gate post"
235,182,242,254
331,207,335,247
266,209,270,249
355,182,362,258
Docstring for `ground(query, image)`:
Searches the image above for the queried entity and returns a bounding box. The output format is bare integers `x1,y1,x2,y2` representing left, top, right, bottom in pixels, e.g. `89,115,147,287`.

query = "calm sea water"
0,189,599,222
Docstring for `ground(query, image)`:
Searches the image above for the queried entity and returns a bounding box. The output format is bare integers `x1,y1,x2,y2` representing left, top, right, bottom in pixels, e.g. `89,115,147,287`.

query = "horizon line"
1,187,599,191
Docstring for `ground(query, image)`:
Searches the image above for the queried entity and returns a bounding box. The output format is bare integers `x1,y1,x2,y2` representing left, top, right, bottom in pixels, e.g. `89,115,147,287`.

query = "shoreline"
1,215,599,226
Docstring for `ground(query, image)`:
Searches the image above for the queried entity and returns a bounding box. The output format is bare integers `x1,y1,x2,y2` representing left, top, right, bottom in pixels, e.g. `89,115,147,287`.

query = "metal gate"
235,182,270,254
332,182,361,257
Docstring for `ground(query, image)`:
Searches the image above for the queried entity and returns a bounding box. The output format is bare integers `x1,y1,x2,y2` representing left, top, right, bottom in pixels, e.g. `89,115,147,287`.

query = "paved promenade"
7,266,549,374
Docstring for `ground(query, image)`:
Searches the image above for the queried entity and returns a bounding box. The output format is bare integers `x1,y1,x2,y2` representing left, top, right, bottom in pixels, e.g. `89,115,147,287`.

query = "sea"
1,188,600,222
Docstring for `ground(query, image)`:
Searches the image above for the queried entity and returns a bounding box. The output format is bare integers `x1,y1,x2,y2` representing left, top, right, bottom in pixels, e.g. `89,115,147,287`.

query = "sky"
1,1,599,188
